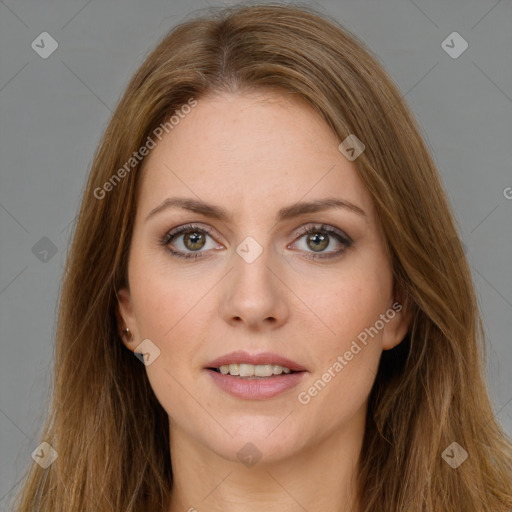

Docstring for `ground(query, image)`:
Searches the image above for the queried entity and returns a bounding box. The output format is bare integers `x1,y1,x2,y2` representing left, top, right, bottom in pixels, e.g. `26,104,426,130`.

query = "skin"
116,90,410,512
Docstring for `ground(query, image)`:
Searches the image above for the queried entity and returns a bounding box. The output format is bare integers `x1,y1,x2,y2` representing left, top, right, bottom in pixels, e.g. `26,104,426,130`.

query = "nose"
219,242,289,330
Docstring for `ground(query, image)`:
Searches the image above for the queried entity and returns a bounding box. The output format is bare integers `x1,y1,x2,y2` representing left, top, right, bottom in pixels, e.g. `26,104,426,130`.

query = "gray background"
1,0,511,507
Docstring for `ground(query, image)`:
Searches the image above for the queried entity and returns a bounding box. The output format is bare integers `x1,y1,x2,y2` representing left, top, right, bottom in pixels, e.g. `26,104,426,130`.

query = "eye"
160,223,352,261
290,224,352,260
160,224,220,260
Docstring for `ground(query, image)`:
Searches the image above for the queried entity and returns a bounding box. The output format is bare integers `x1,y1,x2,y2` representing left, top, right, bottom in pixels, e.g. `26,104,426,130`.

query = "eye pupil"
307,232,329,252
184,231,206,250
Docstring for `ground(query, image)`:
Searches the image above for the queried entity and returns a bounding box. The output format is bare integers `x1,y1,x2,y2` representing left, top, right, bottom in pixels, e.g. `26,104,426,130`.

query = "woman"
11,3,512,511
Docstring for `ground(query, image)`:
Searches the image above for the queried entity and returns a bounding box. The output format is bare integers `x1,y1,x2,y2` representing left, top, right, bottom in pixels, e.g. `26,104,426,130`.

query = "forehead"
137,91,374,223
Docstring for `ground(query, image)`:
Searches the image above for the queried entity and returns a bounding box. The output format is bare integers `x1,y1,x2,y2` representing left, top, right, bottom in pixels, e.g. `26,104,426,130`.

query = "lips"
205,350,307,372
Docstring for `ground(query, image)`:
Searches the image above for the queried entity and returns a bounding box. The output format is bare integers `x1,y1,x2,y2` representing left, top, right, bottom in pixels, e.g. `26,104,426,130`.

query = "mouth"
207,363,302,379
204,363,307,400
205,350,307,375
203,351,308,398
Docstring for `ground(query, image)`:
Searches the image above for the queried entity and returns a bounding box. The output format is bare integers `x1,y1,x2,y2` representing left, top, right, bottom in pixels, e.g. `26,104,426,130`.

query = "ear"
116,286,139,351
381,296,412,351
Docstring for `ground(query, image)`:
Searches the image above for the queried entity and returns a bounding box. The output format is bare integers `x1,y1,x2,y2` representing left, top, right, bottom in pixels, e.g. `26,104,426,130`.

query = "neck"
167,408,365,512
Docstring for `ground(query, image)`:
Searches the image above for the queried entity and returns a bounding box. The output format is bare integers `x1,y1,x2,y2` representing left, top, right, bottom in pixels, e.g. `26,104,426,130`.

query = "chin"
204,420,305,466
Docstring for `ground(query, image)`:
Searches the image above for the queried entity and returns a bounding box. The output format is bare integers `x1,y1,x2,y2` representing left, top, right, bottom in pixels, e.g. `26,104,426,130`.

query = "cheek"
293,253,392,410
295,276,388,426
297,256,392,352
127,259,211,421
129,246,211,337
126,255,218,394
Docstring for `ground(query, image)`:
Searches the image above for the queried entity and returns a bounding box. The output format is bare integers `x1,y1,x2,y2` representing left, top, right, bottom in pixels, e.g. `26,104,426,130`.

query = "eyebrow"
145,196,366,223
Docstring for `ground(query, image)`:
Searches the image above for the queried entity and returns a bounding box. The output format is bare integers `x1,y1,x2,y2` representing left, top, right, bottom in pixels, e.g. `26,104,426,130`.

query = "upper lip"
205,350,307,372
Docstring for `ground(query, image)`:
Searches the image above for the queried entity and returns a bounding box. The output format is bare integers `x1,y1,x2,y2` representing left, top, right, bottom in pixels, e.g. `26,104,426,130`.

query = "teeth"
217,363,293,377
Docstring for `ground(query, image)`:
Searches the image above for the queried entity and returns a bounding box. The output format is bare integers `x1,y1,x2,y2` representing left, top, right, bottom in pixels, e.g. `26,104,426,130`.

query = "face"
117,90,409,464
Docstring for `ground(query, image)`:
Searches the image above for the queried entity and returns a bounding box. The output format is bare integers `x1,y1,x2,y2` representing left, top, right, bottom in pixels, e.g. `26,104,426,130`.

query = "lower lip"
205,369,307,400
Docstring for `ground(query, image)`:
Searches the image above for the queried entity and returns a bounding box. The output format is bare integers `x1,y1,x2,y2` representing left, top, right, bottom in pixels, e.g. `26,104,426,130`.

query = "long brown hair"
11,3,512,511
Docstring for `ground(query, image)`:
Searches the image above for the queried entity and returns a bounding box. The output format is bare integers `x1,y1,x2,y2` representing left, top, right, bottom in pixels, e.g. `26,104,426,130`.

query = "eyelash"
159,223,352,261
